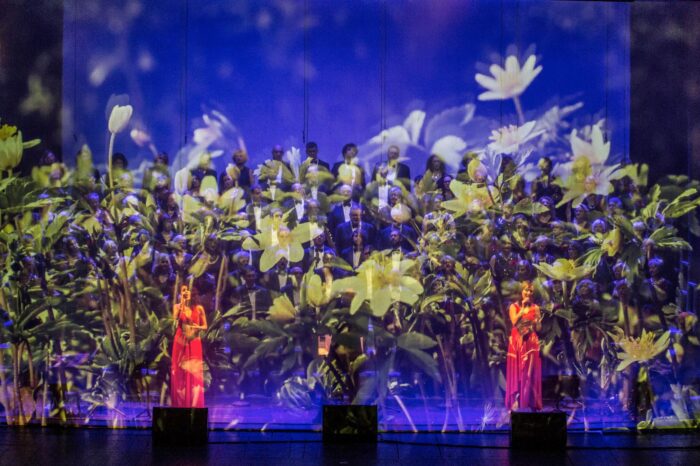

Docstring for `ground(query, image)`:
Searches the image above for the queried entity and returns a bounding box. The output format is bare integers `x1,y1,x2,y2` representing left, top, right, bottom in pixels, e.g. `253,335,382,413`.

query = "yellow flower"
226,163,241,181
332,253,423,317
199,175,219,204
601,228,622,257
218,186,246,213
338,163,362,186
0,124,17,140
254,215,319,272
257,159,293,185
441,179,496,218
475,55,542,101
533,258,594,282
0,124,40,171
305,272,332,308
616,330,670,371
268,295,297,323
570,124,610,165
467,158,487,183
555,161,623,208
76,144,94,181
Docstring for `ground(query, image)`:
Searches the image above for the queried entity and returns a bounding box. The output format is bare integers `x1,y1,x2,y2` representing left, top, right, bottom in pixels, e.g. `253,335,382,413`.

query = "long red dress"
171,304,205,408
505,303,542,411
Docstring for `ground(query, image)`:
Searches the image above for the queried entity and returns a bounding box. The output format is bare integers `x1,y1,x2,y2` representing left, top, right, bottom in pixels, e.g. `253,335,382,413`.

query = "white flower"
487,121,543,154
193,114,223,146
570,123,610,164
535,102,583,147
475,55,542,101
130,128,151,147
174,167,191,196
286,146,302,181
108,104,133,134
360,104,474,172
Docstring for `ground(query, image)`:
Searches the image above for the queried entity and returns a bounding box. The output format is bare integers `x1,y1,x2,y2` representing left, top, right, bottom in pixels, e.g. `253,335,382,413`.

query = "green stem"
107,132,117,218
513,95,525,125
107,132,116,192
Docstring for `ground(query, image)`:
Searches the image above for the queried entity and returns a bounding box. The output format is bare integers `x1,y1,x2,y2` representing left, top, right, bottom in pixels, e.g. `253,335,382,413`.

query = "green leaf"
397,332,437,350
401,347,441,382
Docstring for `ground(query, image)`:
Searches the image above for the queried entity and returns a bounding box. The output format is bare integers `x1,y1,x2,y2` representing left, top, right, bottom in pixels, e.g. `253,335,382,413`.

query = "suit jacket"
327,202,352,233
340,246,365,270
378,224,417,251
219,165,254,191
334,221,376,253
261,269,293,292
371,162,411,187
306,158,330,171
233,284,272,319
302,245,336,271
279,282,300,306
281,198,307,227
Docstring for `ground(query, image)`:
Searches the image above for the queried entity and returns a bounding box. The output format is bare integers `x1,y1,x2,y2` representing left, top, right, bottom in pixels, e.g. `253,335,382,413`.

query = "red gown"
505,303,542,411
171,304,205,408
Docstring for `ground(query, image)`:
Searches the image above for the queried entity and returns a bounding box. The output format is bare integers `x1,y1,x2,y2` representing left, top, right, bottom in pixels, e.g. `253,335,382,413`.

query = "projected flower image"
1,0,698,434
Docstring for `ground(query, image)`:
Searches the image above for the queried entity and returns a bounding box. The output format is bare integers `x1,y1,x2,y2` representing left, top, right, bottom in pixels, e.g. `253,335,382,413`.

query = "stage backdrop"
52,0,642,430
62,0,629,183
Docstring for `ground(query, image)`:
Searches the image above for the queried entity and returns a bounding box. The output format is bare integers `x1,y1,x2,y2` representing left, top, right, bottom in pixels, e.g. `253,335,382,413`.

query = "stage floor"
27,395,635,431
0,426,697,466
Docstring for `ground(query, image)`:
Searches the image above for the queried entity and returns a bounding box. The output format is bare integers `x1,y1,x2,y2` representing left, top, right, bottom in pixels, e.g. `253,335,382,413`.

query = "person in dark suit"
303,232,336,271
378,223,417,252
241,184,269,232
233,266,272,320
340,229,368,270
279,266,304,306
220,148,255,191
382,227,412,257
334,204,376,253
304,141,330,170
327,184,354,233
332,143,365,189
282,183,307,227
371,145,411,189
261,257,292,292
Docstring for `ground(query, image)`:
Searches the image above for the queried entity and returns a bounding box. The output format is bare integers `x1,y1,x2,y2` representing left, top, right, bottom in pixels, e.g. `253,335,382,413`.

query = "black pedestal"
322,405,377,443
510,411,567,449
152,407,208,446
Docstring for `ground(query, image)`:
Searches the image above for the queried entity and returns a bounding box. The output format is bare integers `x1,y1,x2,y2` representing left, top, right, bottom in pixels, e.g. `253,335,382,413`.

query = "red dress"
505,303,542,411
171,304,205,408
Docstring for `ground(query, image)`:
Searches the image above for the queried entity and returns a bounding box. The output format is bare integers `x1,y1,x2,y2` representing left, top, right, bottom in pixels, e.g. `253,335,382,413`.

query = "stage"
0,426,698,466
2,0,700,439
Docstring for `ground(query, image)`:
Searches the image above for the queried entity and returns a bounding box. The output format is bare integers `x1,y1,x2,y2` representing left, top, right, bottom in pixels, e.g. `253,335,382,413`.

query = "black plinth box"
322,405,378,443
152,407,208,446
510,411,567,449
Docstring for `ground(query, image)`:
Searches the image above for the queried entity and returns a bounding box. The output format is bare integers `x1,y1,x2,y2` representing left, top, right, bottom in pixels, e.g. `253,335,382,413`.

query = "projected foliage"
1,0,699,431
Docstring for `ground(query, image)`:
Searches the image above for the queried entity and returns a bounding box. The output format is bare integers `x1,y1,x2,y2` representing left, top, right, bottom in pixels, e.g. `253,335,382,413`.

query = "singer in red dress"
171,285,207,408
505,281,543,411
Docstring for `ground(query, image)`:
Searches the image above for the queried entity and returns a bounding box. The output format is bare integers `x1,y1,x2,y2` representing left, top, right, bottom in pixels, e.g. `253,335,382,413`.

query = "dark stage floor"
0,427,698,466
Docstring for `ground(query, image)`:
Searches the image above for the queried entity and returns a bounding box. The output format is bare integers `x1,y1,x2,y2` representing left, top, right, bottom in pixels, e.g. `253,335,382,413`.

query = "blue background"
62,0,629,182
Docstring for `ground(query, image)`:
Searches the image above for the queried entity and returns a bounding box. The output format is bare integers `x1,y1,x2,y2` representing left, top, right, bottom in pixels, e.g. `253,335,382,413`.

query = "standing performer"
505,281,542,411
171,285,207,407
